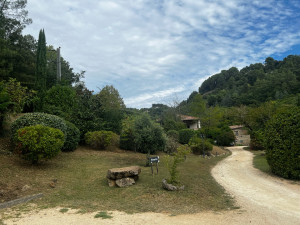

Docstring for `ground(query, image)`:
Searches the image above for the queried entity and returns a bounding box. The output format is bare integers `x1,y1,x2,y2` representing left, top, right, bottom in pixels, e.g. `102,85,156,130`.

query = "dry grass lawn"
0,141,234,214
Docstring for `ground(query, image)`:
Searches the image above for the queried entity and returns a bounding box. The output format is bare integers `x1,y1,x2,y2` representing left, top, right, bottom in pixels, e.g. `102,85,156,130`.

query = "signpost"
148,156,159,175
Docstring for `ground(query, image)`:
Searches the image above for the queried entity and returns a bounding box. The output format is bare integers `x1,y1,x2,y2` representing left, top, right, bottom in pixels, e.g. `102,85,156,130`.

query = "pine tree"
35,29,47,92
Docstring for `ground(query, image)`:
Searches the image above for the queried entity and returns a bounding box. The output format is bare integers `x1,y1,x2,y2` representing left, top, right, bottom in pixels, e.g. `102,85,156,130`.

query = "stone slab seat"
107,166,141,180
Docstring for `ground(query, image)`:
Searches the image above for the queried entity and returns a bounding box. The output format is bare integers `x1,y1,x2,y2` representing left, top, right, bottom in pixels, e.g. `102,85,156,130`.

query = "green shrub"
164,136,180,154
166,130,179,141
120,114,166,154
165,145,191,185
85,130,119,150
264,107,300,180
216,130,235,146
63,121,80,151
16,125,64,164
178,129,195,144
133,114,166,154
10,112,79,151
188,136,213,155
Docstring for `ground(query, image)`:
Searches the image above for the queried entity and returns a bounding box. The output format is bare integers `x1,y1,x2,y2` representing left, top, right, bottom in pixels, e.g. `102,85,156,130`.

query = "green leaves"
264,107,300,180
16,124,64,164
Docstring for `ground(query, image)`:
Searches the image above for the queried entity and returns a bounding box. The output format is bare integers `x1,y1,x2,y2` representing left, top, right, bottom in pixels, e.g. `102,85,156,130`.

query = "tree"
35,29,47,92
93,85,125,133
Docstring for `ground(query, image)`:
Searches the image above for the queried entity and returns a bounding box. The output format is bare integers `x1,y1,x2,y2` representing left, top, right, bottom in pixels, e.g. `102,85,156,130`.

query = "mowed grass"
0,146,234,214
252,151,271,174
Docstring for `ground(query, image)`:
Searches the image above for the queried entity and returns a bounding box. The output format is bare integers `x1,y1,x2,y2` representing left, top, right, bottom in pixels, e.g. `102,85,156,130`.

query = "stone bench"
107,166,141,187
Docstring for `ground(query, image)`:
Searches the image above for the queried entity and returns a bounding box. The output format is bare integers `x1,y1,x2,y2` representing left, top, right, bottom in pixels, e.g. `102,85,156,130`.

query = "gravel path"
211,146,300,225
3,146,300,225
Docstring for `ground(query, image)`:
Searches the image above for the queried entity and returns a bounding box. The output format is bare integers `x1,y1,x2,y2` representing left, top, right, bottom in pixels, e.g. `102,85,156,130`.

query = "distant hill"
199,55,300,107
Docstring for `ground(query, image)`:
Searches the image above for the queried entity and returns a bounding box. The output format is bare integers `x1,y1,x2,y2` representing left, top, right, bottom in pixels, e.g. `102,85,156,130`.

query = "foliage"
119,116,136,150
165,145,191,185
162,118,186,132
35,29,47,92
62,121,80,152
71,83,104,141
166,130,179,141
120,114,166,154
133,114,166,154
188,136,213,155
92,85,125,134
10,112,71,149
164,136,180,154
199,56,300,107
85,130,119,150
216,130,235,146
0,84,12,133
15,124,64,164
178,129,195,144
264,107,300,180
43,85,77,120
2,78,34,113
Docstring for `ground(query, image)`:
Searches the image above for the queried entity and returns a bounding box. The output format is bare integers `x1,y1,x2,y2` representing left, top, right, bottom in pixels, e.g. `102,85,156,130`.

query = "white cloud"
23,0,300,108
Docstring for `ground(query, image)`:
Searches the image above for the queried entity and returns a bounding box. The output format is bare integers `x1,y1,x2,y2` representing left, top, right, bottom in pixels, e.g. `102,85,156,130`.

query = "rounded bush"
188,136,213,155
10,113,79,151
63,121,80,151
16,125,64,164
85,130,119,150
178,129,195,144
264,107,300,180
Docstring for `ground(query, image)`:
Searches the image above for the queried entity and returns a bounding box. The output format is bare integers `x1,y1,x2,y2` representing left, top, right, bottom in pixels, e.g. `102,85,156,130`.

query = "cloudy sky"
23,0,300,108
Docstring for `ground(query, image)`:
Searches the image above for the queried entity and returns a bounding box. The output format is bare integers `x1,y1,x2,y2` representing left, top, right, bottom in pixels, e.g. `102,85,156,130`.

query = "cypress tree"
35,29,47,92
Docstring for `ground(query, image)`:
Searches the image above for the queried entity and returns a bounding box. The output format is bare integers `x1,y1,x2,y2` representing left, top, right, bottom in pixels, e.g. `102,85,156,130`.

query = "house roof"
229,125,244,130
180,115,200,121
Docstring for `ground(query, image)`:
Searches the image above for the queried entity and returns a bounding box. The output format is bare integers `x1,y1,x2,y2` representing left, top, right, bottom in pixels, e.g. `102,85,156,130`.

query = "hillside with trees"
199,56,300,107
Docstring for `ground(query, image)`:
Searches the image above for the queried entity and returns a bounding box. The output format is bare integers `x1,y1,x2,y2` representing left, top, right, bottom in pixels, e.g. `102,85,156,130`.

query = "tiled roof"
180,115,200,121
229,125,244,129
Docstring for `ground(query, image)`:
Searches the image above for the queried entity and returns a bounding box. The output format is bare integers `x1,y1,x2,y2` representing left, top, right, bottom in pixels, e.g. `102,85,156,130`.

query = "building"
229,125,250,146
180,115,201,130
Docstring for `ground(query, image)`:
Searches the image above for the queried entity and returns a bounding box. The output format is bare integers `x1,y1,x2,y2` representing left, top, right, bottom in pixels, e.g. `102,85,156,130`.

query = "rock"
162,179,184,191
107,179,116,187
21,185,31,192
115,178,135,187
107,166,141,180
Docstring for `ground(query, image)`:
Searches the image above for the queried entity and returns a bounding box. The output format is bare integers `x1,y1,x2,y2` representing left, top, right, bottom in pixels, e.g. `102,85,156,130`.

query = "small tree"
165,145,191,185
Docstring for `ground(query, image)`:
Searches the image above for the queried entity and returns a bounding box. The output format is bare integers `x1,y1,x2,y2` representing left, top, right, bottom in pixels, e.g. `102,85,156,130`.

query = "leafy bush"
120,114,166,154
264,107,300,180
178,129,195,144
188,136,213,155
63,121,80,151
85,130,119,150
166,130,179,142
133,114,166,154
16,125,64,164
10,113,79,151
216,130,235,146
164,136,180,154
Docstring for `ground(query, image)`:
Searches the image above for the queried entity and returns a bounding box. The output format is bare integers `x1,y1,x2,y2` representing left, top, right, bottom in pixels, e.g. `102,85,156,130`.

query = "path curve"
212,146,300,225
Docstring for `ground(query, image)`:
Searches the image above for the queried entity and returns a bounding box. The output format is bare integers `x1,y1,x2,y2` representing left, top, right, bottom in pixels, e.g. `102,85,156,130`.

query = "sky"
23,0,300,108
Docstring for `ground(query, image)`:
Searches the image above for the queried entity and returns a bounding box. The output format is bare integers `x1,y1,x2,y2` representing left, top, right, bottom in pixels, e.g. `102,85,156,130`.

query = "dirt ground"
2,146,300,225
